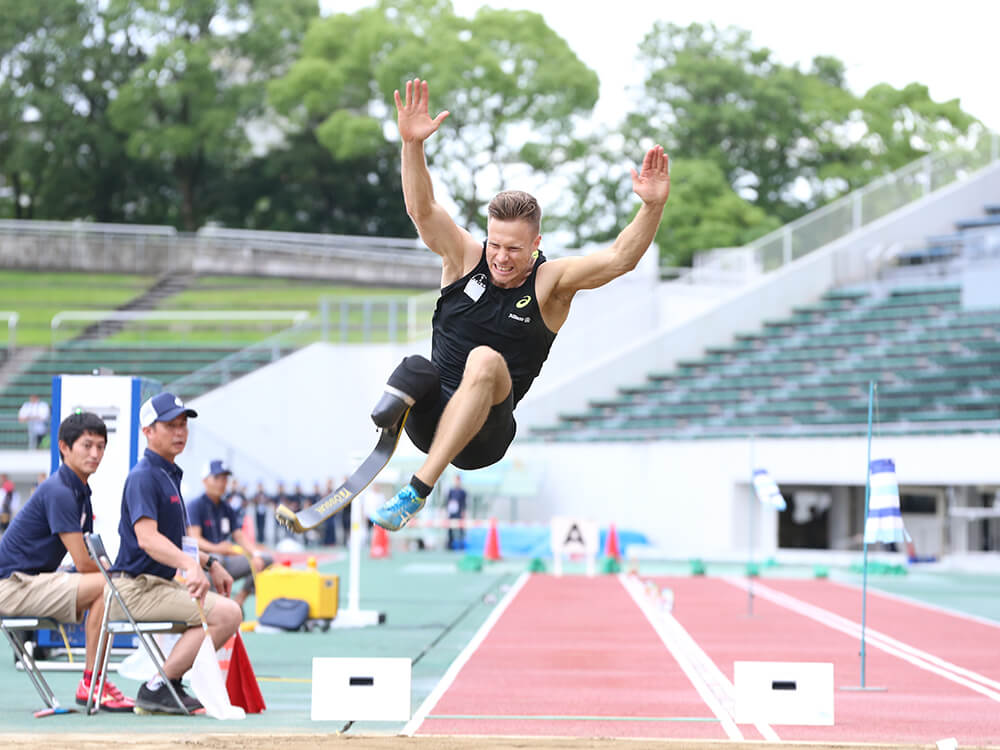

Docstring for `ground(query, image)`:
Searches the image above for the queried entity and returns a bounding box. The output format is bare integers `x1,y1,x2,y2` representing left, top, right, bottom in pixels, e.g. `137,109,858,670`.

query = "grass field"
0,271,427,348
0,271,154,347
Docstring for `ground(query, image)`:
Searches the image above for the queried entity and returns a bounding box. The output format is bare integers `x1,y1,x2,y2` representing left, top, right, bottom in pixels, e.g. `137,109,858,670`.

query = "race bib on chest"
464,273,487,302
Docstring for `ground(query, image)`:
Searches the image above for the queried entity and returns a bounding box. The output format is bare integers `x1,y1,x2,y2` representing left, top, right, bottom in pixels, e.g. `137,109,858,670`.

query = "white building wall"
501,433,1000,556
182,340,429,498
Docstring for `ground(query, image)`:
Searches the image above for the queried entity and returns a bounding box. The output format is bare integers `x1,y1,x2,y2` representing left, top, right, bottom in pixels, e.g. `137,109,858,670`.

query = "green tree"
209,130,414,236
271,0,599,231
106,0,318,230
538,131,635,249
551,138,778,265
0,0,157,221
630,23,859,222
653,159,779,266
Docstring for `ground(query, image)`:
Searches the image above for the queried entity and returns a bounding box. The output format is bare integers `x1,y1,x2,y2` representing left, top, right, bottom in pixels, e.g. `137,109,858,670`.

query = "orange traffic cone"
483,518,501,561
370,524,390,559
603,523,621,561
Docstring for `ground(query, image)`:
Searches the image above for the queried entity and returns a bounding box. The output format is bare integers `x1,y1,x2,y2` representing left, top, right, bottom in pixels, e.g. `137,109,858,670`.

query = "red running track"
417,575,730,739
763,578,1000,684
662,576,1000,745
413,573,1000,744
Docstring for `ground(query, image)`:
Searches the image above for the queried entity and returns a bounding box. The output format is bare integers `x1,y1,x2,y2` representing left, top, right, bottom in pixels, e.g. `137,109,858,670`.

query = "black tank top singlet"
431,245,557,406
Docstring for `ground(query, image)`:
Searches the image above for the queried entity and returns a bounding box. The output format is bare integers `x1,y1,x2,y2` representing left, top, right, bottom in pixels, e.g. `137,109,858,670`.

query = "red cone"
225,632,266,713
603,523,621,562
483,518,501,561
370,524,390,559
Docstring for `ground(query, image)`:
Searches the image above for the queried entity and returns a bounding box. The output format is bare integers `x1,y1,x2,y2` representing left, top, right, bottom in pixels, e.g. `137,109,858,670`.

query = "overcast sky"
331,0,999,131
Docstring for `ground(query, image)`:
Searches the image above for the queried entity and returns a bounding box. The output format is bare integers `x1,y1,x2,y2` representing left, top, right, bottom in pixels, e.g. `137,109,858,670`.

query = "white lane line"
723,577,1000,701
620,575,771,741
830,576,1000,630
401,571,530,736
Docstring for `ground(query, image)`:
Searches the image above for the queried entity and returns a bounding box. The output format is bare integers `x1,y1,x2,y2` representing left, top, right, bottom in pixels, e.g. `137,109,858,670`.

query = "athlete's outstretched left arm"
546,145,670,297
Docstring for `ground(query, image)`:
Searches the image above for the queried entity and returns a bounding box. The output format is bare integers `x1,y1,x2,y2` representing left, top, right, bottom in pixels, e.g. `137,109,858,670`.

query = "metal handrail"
743,131,1000,272
51,309,309,329
49,310,310,349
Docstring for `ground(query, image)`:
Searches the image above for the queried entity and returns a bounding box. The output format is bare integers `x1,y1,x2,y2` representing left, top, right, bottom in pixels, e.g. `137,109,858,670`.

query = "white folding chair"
0,615,68,713
84,532,190,715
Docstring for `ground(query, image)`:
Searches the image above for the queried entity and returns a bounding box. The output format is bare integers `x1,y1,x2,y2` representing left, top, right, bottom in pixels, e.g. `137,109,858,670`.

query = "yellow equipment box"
254,565,339,620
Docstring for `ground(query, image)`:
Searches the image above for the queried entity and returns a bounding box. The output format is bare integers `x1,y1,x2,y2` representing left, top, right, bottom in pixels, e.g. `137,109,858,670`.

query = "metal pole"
748,433,755,617
860,380,875,688
320,299,329,342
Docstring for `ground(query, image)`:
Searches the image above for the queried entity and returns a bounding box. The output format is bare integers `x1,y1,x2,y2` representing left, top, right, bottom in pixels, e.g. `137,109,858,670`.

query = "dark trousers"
447,520,465,550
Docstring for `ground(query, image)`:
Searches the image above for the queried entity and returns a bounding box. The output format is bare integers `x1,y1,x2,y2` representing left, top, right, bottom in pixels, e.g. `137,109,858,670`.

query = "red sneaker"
76,676,136,712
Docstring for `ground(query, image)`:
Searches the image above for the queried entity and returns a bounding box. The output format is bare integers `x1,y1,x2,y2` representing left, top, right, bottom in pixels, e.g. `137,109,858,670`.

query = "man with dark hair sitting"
0,411,134,711
187,459,273,612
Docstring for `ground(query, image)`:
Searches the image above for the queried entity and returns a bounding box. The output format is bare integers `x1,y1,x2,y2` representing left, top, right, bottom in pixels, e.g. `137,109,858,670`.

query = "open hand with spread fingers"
394,78,450,144
631,145,671,207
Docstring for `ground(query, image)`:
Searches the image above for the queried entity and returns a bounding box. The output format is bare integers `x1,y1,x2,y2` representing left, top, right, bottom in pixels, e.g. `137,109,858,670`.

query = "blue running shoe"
371,484,426,531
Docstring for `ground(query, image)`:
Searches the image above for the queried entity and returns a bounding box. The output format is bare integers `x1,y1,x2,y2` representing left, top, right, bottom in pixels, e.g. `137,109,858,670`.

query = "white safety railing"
317,293,437,344
745,132,1000,273
50,309,310,348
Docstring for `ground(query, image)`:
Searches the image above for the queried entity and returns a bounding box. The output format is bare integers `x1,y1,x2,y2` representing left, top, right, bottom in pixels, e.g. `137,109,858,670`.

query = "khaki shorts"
108,574,219,628
0,571,82,623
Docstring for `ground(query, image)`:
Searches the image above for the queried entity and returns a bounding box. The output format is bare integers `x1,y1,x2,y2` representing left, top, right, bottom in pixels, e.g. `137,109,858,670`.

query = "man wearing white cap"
186,459,273,612
111,392,242,715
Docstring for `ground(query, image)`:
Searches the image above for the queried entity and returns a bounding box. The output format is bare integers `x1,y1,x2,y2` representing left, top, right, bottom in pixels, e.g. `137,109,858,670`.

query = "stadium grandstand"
0,142,997,566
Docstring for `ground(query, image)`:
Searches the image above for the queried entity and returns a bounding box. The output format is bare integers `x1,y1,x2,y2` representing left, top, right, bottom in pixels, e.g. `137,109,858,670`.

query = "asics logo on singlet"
516,295,531,309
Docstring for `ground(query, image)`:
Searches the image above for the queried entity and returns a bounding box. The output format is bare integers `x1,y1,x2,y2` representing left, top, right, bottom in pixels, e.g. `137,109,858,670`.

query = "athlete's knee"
371,355,440,429
463,347,509,382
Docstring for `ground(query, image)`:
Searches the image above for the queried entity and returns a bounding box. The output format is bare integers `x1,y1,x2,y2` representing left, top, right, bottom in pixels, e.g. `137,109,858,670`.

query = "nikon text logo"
516,296,531,309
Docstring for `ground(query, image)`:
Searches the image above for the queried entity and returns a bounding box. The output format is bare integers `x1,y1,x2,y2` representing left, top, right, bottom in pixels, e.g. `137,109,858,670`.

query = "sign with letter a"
550,516,599,577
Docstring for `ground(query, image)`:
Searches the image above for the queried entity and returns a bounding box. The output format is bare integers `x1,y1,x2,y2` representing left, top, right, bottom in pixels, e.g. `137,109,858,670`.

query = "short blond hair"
487,190,541,235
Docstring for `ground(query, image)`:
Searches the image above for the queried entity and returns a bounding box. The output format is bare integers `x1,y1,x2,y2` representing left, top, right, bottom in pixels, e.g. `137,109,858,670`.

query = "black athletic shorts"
404,385,516,471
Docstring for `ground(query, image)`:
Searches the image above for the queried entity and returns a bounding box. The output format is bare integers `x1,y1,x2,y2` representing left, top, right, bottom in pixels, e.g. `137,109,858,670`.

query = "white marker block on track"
734,661,834,725
311,657,411,722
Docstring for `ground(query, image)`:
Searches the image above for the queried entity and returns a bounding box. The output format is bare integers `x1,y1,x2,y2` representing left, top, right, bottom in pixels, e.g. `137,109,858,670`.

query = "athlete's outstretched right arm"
395,78,479,282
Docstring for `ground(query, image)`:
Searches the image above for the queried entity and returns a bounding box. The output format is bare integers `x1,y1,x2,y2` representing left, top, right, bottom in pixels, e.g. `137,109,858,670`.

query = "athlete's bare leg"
414,346,511,487
371,347,511,531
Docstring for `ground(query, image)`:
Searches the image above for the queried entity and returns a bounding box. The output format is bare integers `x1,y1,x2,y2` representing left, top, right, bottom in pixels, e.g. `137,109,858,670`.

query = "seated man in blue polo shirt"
0,411,133,711
111,392,242,715
187,459,273,612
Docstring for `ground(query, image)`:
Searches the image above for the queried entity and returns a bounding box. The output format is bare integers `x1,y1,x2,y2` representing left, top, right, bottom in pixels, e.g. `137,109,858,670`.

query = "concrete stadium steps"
529,283,1000,442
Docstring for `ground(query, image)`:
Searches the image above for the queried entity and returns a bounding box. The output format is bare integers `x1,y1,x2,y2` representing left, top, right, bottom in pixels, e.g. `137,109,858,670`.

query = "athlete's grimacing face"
485,218,541,289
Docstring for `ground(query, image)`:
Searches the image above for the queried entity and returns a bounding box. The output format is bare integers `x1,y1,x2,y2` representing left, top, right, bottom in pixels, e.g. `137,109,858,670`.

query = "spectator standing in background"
250,481,270,544
227,477,247,516
0,477,12,533
321,478,338,546
1,476,21,531
446,474,467,550
338,475,352,545
18,394,50,449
